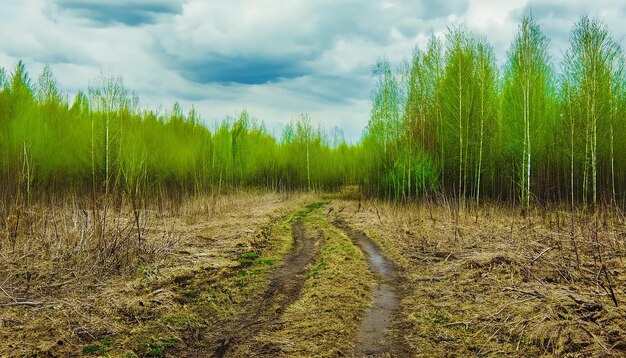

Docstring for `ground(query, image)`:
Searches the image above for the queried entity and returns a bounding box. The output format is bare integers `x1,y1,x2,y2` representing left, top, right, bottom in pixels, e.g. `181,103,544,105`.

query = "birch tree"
473,38,498,205
503,14,551,211
295,113,314,191
562,16,624,208
88,72,128,194
441,27,475,206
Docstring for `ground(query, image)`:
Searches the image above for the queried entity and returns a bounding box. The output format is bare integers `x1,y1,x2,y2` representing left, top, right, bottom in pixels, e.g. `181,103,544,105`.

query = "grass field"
1,191,625,357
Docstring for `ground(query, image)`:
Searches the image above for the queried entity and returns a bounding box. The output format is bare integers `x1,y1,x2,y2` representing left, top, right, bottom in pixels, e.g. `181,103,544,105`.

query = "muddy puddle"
355,239,400,356
333,218,402,357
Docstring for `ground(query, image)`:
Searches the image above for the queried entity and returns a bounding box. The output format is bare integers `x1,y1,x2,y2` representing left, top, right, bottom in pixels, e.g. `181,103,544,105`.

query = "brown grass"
0,191,312,356
334,198,626,356
3,190,626,357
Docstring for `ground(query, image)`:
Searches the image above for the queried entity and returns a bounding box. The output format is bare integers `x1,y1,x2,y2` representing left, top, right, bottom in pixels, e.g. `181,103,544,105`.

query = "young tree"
36,65,63,107
424,36,445,186
562,16,625,208
502,14,552,211
88,72,128,194
473,38,499,205
364,58,403,198
369,59,402,156
295,113,314,191
441,26,476,206
402,35,445,199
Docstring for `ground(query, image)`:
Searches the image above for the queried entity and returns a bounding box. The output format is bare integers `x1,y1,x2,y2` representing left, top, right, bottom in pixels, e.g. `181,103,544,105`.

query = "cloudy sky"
0,0,623,142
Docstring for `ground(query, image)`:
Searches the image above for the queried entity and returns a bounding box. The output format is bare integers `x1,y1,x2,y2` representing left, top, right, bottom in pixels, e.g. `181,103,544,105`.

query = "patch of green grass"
82,344,104,354
308,258,327,277
256,257,276,266
183,290,200,299
147,344,163,357
239,251,276,268
146,337,179,357
165,316,186,325
304,200,329,211
296,200,331,218
558,312,572,320
238,258,255,267
236,277,248,287
241,252,259,260
81,338,113,354
428,311,451,325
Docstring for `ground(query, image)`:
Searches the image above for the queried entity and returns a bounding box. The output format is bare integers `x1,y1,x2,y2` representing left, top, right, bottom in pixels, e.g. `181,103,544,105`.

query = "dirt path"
333,218,408,357
211,217,321,357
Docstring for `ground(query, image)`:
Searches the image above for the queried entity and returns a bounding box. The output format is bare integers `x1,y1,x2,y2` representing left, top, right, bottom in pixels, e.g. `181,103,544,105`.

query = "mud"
333,218,406,357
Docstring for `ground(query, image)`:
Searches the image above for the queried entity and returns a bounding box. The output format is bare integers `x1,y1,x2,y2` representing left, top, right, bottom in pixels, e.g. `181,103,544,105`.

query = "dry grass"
4,190,625,357
335,198,626,356
0,191,312,356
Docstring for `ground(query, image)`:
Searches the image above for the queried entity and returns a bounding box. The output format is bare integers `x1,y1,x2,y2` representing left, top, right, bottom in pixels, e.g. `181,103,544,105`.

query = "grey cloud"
176,55,307,85
521,0,626,21
398,1,470,19
152,1,415,89
5,47,91,67
55,0,183,26
520,4,582,20
148,0,470,104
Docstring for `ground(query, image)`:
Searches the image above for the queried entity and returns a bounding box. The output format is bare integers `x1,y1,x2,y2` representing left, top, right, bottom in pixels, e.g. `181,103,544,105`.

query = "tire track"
333,217,409,357
212,216,320,357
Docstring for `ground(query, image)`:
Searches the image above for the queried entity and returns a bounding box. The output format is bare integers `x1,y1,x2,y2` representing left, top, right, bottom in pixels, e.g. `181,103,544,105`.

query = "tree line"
0,14,624,211
0,64,353,207
361,15,626,210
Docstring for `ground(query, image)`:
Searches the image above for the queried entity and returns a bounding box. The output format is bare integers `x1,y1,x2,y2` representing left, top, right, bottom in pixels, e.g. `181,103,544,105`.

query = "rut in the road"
214,217,320,357
333,218,408,357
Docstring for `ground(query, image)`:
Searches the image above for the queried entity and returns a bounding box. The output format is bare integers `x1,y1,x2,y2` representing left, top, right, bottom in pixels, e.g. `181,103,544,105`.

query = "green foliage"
145,337,178,357
238,252,275,269
82,338,112,355
359,14,626,209
384,152,439,197
304,200,330,211
0,66,353,206
561,16,625,208
427,310,451,325
308,258,327,277
238,259,255,267
147,344,164,357
502,14,554,209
